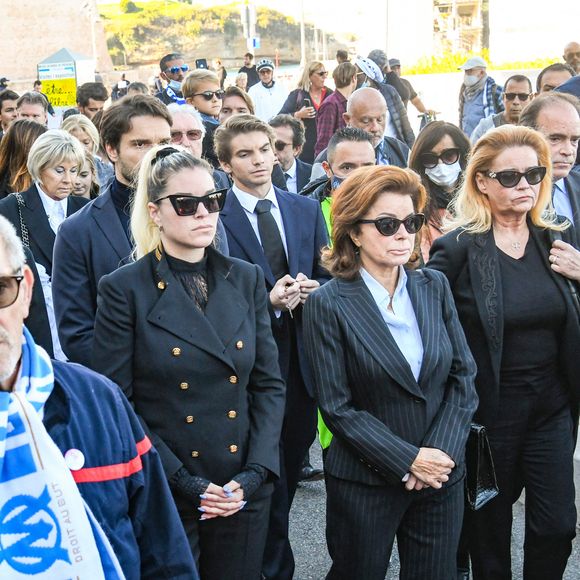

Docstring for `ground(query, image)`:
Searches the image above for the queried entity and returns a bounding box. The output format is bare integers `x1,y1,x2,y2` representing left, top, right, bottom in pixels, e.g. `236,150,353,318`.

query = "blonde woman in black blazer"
303,165,477,580
92,146,285,580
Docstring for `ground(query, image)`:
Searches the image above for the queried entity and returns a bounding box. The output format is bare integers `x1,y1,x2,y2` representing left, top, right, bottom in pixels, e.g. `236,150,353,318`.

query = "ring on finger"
554,255,559,264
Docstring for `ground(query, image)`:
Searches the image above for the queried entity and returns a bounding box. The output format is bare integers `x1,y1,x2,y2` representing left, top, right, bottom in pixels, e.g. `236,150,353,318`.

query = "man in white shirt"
248,59,288,122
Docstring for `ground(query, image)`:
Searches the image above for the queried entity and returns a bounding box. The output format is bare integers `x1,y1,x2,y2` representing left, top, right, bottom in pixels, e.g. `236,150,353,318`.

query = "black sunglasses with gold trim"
0,275,24,309
155,189,227,216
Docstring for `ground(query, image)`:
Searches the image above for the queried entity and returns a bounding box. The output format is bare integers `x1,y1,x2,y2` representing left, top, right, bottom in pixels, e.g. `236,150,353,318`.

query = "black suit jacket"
220,187,330,394
295,159,312,193
429,225,580,426
91,247,285,487
0,184,88,276
303,268,477,486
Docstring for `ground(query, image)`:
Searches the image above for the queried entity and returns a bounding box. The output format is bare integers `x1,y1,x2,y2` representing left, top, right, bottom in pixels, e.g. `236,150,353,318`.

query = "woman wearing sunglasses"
303,165,477,580
408,121,471,262
92,146,285,580
279,60,333,164
183,69,226,169
429,125,580,579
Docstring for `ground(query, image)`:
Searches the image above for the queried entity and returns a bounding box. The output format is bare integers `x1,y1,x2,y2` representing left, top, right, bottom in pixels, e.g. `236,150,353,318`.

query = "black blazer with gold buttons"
91,247,286,486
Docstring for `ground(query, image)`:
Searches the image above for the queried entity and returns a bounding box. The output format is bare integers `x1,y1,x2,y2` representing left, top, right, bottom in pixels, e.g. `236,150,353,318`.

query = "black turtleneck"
109,177,133,241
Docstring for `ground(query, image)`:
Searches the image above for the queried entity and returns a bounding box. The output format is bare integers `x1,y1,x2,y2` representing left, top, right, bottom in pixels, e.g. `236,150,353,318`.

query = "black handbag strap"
13,192,30,248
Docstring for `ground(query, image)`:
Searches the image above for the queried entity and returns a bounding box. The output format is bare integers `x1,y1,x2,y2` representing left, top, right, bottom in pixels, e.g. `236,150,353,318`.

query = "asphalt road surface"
288,444,580,580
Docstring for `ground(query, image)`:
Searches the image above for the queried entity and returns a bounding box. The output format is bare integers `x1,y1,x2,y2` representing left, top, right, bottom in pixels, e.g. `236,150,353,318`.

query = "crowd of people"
0,39,579,579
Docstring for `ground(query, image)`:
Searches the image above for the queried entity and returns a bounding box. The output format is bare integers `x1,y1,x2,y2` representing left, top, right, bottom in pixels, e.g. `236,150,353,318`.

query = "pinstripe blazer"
303,267,478,487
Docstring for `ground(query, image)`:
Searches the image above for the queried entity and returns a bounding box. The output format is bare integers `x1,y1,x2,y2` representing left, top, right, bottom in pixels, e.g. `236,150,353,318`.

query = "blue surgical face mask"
168,79,182,92
331,175,346,190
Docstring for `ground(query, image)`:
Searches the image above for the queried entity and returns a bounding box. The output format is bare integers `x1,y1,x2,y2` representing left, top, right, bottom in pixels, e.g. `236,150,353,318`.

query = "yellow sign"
43,78,77,108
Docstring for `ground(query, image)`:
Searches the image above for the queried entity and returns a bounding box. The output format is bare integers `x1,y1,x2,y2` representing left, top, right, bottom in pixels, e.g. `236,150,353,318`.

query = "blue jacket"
45,361,198,579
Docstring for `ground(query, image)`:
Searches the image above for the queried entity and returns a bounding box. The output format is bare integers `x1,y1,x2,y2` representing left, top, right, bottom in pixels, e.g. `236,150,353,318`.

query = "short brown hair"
182,69,220,100
519,92,580,130
333,62,357,89
76,82,109,106
324,166,427,279
214,114,276,164
223,86,255,115
100,94,172,152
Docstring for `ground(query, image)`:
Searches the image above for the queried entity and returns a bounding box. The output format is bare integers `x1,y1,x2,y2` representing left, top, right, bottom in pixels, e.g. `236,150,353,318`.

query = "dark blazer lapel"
146,253,235,368
91,190,132,261
276,188,300,276
564,172,580,240
467,231,504,371
204,249,250,350
66,195,88,216
22,185,55,269
337,276,424,399
220,191,276,287
405,270,434,384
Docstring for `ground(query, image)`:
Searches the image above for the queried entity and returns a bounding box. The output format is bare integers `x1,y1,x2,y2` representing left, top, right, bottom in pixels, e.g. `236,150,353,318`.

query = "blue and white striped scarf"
0,328,125,578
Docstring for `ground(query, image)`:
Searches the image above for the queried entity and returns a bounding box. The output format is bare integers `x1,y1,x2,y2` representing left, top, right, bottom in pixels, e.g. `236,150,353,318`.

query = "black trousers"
325,470,465,580
181,488,272,580
467,381,576,580
262,341,317,580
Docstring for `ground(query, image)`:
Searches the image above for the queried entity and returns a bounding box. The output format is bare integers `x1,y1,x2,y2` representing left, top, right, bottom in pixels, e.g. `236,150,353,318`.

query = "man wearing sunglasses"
470,74,532,143
215,115,329,580
248,59,289,123
155,52,189,105
0,215,198,579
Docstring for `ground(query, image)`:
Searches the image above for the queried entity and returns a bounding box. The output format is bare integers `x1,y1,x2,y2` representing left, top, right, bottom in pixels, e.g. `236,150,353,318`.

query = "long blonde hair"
131,145,213,259
297,61,325,91
446,125,560,234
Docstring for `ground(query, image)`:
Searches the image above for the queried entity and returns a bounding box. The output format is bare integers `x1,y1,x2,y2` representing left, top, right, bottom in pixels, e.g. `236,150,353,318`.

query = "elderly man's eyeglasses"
171,130,203,142
419,148,460,169
358,214,425,237
486,166,547,188
192,90,226,101
504,93,531,102
165,65,189,75
0,275,24,309
155,189,227,216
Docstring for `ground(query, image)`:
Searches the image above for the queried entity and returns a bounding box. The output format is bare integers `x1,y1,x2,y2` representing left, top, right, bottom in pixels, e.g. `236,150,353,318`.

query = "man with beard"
470,74,532,143
155,53,189,105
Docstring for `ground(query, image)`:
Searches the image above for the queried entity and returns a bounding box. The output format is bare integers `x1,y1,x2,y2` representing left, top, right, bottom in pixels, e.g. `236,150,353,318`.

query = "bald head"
564,41,580,74
343,88,387,147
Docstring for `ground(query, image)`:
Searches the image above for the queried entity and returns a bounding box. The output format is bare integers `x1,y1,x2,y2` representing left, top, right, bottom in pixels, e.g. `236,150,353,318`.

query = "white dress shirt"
36,183,68,234
284,160,298,194
553,178,574,225
360,266,424,381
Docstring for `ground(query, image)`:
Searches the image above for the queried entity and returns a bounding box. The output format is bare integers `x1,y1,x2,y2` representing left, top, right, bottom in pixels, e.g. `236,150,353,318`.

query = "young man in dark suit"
215,115,329,580
269,114,312,194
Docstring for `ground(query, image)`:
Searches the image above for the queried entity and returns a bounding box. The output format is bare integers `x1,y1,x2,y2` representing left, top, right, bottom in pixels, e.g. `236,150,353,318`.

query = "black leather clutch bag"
465,423,499,510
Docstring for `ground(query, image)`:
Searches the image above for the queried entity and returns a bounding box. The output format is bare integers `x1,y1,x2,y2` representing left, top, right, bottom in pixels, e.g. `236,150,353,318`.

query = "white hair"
0,216,26,273
27,129,85,182
166,103,206,137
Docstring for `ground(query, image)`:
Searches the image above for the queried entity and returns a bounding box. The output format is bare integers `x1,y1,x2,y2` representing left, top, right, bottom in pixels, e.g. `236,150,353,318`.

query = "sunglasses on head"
171,129,203,142
419,148,460,169
486,166,547,188
155,189,227,216
274,140,292,151
192,89,226,101
165,64,189,75
358,214,425,237
0,275,24,309
504,92,531,102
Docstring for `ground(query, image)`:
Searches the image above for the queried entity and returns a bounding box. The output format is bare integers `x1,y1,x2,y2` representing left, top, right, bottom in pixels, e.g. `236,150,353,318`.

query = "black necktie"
255,199,288,280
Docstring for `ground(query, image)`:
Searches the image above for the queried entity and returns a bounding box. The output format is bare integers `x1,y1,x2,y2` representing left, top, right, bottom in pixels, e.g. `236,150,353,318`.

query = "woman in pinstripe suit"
303,166,478,580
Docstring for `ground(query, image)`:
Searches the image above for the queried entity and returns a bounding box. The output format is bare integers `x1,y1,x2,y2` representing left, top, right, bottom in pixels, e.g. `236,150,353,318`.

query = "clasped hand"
550,239,580,281
406,447,455,491
269,273,320,312
199,479,245,520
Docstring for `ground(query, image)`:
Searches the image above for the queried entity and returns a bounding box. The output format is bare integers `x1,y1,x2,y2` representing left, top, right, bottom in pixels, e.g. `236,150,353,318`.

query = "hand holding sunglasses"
486,166,546,188
358,214,425,237
155,189,227,216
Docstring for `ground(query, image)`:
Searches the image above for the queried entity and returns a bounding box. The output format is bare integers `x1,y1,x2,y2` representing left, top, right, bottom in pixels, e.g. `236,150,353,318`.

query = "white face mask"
464,74,480,87
425,161,462,188
168,79,182,92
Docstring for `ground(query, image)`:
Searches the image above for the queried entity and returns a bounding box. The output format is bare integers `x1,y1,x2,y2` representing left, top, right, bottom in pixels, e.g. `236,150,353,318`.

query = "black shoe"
299,464,324,482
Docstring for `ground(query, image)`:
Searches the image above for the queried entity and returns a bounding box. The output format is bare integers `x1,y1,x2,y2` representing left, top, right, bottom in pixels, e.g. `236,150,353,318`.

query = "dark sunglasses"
504,92,531,102
486,166,546,188
170,129,203,142
274,140,292,151
419,148,460,169
165,64,189,75
155,189,227,216
315,71,328,77
0,275,24,309
358,214,425,237
192,90,226,101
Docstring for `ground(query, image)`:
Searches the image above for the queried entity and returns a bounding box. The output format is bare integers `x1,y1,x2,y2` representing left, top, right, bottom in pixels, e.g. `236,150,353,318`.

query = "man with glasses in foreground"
471,74,533,143
155,52,189,105
0,215,197,579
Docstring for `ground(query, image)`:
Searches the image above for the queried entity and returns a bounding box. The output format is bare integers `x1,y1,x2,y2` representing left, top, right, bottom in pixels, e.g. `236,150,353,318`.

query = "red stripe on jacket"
71,436,152,483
